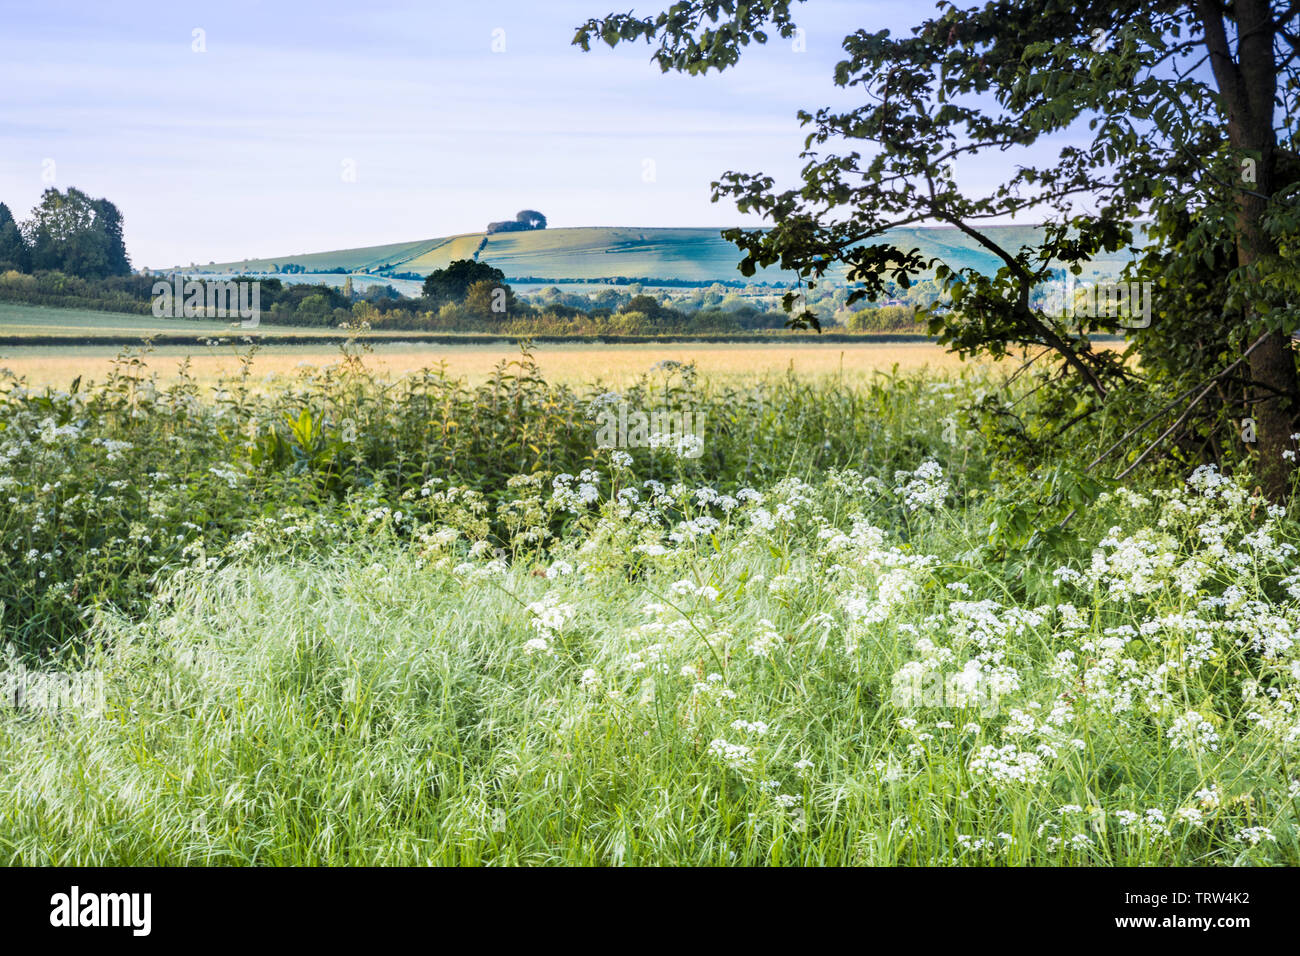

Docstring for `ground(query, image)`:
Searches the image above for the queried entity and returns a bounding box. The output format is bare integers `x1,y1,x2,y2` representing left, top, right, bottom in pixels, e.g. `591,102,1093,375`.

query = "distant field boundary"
0,332,951,348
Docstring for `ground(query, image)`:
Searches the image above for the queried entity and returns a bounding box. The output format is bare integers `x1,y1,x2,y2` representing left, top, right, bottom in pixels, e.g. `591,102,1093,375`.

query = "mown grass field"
0,302,388,340
0,302,238,337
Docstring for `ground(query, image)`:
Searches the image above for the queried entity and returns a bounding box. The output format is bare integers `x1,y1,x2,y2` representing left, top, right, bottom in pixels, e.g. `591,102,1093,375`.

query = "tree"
422,259,506,306
295,293,332,322
21,187,131,278
486,209,548,234
0,203,29,272
575,1,1300,498
621,293,662,318
592,288,627,310
515,209,547,230
463,278,518,321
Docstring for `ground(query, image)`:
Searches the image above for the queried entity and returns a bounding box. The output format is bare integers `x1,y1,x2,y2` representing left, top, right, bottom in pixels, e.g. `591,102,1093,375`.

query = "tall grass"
1,459,1296,864
3,341,1296,865
0,340,976,652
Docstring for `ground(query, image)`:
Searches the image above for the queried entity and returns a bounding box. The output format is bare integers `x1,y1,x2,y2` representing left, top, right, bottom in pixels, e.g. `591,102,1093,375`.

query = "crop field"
0,301,976,388
0,339,971,389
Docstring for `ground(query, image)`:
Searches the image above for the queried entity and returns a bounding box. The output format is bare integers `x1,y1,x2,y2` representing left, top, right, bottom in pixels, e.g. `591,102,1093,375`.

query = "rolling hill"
179,224,1141,285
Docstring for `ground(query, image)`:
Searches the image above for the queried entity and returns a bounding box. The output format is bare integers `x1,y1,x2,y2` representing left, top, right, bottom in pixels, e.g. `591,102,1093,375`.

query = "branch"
928,200,1110,398
1089,330,1271,474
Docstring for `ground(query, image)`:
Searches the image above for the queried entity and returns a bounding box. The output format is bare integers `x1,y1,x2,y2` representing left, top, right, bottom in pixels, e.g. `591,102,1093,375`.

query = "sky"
2,0,996,269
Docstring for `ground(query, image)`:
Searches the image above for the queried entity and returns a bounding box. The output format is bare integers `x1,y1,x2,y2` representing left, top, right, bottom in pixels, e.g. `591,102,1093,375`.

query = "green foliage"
463,278,518,321
1,417,1298,864
573,0,1300,495
422,259,508,307
621,294,662,317
0,203,29,273
487,209,548,234
0,343,977,654
844,304,920,332
20,188,131,279
3,340,1300,864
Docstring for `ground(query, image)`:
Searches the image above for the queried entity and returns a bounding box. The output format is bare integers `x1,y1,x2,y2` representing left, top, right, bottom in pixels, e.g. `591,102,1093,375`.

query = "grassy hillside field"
179,224,1140,284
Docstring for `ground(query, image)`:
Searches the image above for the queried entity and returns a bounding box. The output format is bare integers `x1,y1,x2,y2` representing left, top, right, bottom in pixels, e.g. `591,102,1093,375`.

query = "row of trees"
0,188,132,279
0,245,920,332
416,259,805,330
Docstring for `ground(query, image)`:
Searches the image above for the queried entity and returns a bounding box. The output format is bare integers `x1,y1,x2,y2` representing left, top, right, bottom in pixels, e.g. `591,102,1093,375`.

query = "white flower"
893,459,949,511
968,744,1046,785
707,739,755,773
1236,826,1275,845
748,620,783,658
1166,710,1219,753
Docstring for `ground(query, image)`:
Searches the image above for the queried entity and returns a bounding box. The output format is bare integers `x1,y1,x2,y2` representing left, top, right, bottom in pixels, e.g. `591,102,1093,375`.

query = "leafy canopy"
575,0,1300,492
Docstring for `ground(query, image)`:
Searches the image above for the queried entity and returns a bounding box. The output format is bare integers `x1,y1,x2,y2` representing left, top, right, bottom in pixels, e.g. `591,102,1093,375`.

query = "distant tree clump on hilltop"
486,209,548,235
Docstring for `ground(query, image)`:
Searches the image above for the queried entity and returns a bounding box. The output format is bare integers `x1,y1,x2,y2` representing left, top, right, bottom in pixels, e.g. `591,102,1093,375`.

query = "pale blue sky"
1,1,1022,269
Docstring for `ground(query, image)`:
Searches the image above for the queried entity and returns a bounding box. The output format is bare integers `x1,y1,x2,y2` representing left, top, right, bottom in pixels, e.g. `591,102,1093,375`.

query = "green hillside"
182,224,1140,284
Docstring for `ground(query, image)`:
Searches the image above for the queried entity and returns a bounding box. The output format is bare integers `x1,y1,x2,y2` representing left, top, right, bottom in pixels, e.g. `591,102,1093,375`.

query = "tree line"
0,188,131,279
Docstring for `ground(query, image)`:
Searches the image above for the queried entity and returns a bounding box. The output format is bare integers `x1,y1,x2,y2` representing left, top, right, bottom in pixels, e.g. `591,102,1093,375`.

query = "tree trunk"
1199,0,1299,499
1247,330,1298,499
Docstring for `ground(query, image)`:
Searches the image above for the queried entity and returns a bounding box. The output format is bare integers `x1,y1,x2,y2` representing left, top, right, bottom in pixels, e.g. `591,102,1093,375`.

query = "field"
0,301,975,389
180,224,1140,284
0,302,392,340
0,303,243,338
0,333,1297,866
1,339,971,389
178,226,834,280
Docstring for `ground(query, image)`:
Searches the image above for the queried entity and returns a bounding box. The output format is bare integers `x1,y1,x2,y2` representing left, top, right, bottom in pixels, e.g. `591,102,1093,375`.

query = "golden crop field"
0,340,982,390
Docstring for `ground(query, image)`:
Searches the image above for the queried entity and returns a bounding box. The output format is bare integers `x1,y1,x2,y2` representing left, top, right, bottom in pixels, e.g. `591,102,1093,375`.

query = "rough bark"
1197,0,1299,499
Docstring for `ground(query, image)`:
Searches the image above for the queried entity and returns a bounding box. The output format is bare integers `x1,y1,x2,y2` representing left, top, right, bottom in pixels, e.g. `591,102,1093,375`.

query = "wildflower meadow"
1,340,1297,866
